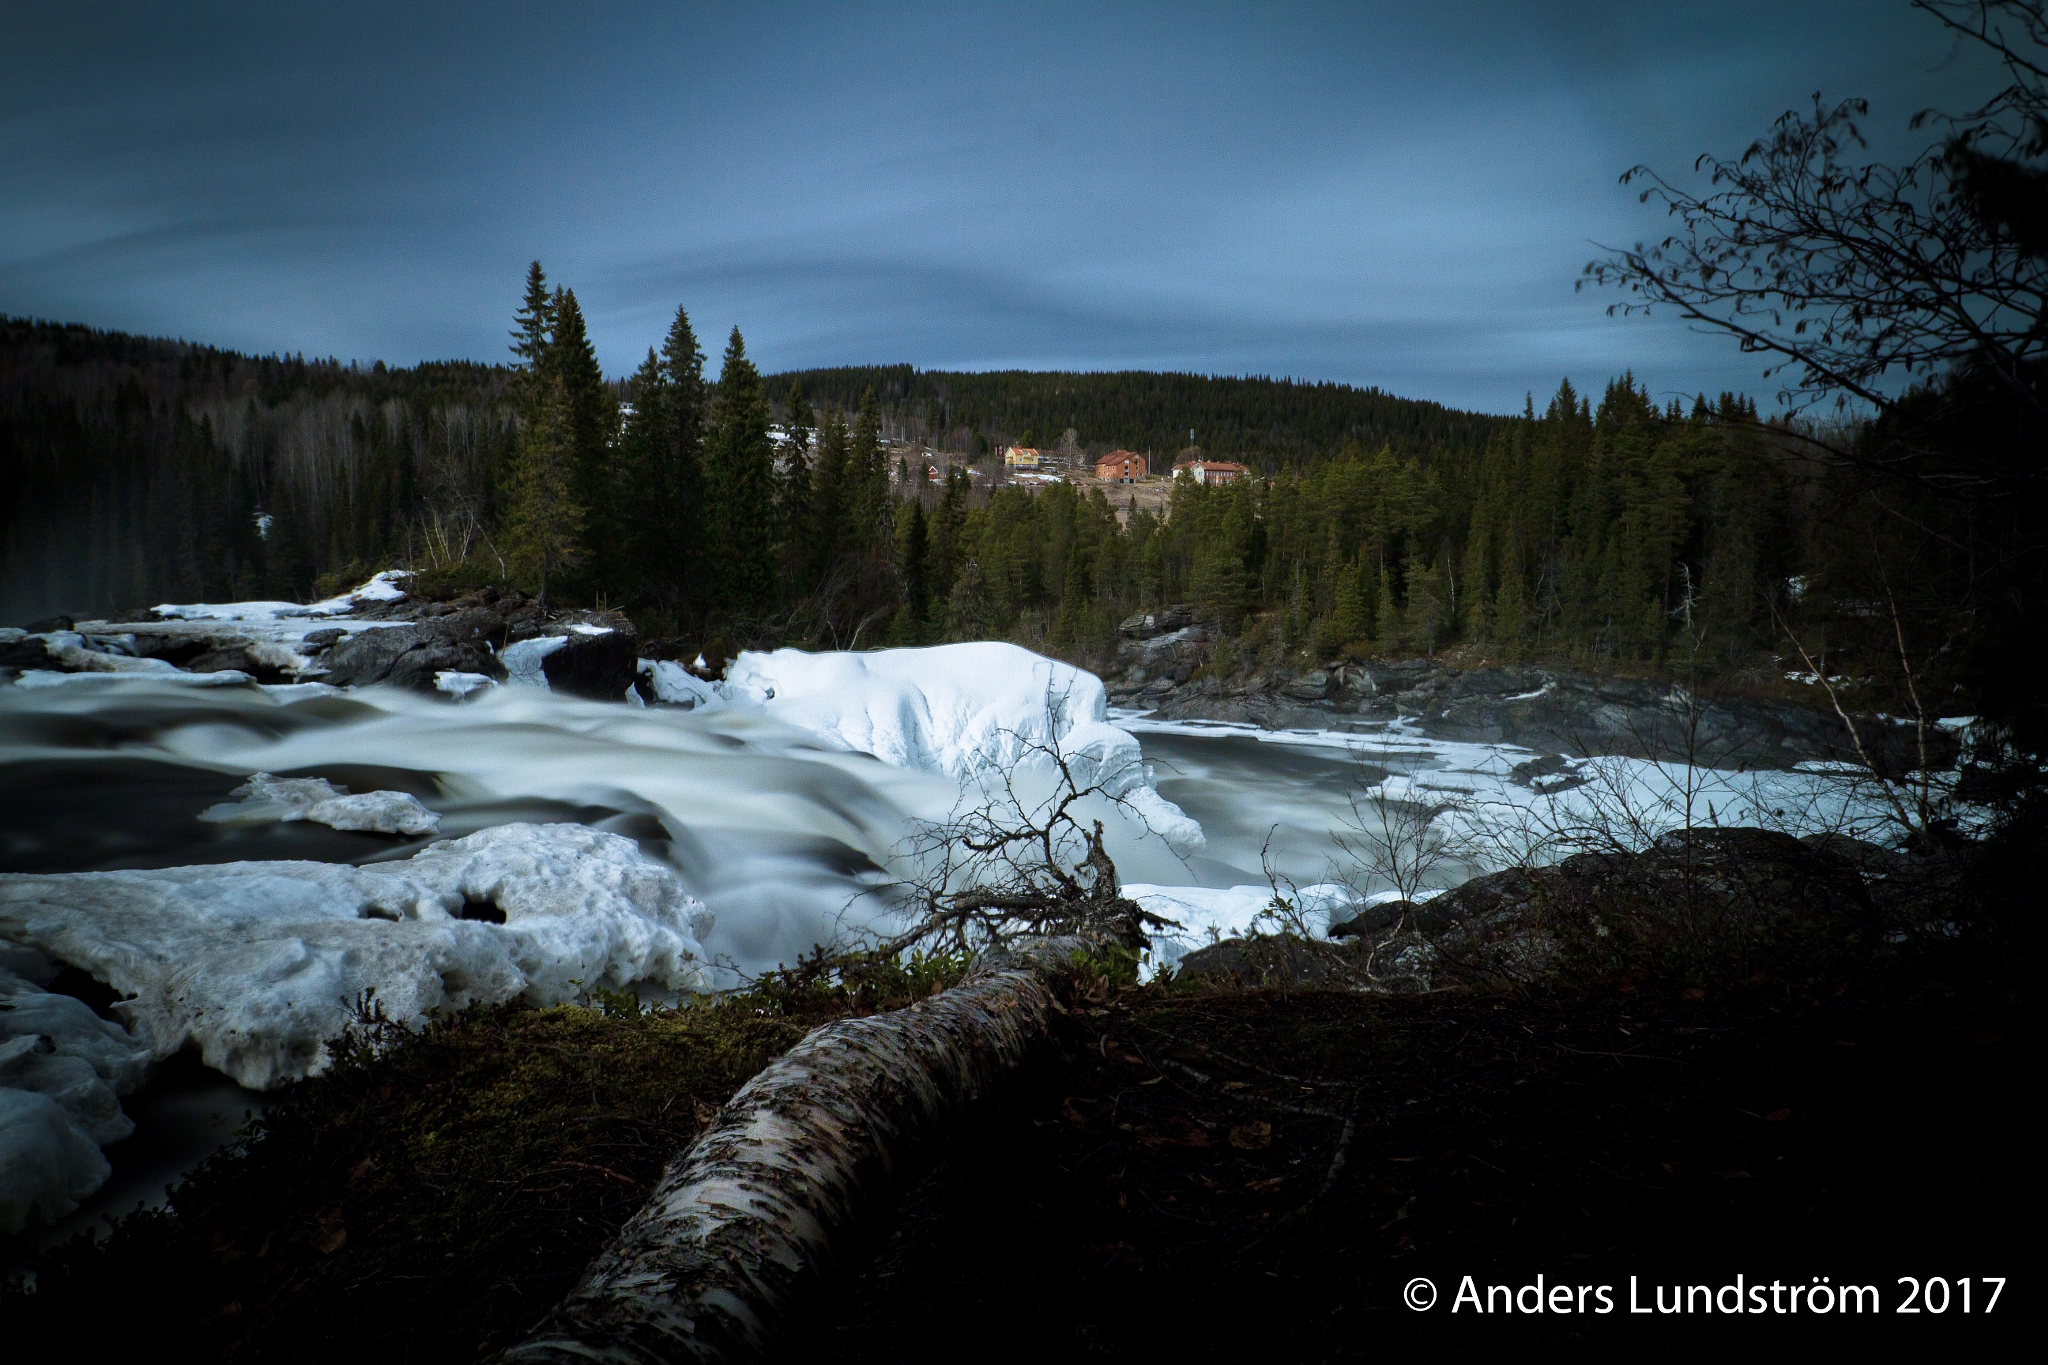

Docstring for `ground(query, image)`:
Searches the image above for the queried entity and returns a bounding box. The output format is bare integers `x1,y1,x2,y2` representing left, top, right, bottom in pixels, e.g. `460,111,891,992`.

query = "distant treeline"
763,364,1514,465
0,315,515,623
0,295,1897,689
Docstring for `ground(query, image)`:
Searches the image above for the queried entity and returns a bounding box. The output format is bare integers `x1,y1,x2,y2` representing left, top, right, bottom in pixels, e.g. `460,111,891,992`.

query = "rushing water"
3,670,1904,1251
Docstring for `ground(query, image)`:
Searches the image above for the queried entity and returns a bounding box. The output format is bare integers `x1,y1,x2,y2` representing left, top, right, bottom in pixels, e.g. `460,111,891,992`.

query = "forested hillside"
0,280,1935,698
0,315,515,622
762,365,1514,465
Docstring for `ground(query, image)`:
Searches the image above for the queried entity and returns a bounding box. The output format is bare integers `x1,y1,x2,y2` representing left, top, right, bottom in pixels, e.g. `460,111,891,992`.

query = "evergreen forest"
0,265,2016,720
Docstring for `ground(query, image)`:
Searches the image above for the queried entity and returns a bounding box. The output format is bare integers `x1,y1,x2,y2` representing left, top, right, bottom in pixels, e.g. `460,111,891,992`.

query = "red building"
1094,450,1148,482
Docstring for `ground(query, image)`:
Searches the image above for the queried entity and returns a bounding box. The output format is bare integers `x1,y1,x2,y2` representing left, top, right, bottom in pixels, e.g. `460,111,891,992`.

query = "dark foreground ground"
816,968,2033,1357
4,951,2032,1359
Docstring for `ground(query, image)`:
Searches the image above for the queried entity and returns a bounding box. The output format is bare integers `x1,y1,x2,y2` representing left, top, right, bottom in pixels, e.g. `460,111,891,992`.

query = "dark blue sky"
0,2,1999,413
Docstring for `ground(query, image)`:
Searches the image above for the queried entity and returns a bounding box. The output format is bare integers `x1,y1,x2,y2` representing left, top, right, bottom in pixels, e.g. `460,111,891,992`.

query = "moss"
7,994,827,1360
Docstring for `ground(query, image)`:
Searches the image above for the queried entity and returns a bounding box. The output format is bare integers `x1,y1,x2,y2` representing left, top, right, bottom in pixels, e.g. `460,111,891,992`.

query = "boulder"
539,629,639,701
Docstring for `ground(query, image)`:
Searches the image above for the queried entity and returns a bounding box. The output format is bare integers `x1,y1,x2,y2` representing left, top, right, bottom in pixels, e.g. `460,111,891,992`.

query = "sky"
0,1,2007,414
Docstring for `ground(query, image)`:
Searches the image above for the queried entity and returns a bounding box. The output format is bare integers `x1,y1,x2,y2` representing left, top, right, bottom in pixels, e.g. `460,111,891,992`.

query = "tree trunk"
497,937,1089,1364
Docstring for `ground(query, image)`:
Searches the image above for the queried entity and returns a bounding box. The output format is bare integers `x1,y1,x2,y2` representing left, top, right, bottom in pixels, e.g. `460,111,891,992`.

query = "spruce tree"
778,382,815,593
849,389,885,553
1376,566,1403,655
510,261,555,376
502,372,585,610
897,495,930,638
704,327,777,617
809,410,850,588
546,289,618,600
657,304,708,622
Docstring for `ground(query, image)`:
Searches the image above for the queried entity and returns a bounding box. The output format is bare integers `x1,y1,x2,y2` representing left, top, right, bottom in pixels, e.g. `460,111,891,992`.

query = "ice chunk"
0,824,710,1089
639,659,723,710
0,1088,111,1235
199,772,442,837
435,670,499,699
15,668,252,688
501,636,567,688
724,643,1204,854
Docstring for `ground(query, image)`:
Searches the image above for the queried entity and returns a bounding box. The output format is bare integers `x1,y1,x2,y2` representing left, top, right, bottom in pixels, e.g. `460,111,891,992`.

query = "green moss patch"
6,996,822,1359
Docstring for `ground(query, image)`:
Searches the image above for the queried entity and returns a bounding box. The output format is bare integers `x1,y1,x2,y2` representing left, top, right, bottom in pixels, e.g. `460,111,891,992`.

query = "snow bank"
153,569,412,622
1,951,155,1233
722,643,1204,854
199,772,441,837
0,823,712,1091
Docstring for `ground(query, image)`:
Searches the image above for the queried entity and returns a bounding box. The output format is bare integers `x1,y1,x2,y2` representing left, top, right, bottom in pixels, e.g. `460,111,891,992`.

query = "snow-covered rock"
502,635,568,687
1124,882,1359,971
722,643,1205,854
199,772,442,837
0,823,713,1091
152,569,412,622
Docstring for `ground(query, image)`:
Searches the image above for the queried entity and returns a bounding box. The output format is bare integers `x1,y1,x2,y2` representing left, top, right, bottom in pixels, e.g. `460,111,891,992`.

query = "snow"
260,681,343,703
722,643,1203,854
1,954,155,1233
15,667,252,688
1124,882,1359,972
640,660,722,710
199,772,442,837
0,1089,110,1235
501,635,567,687
566,623,614,636
0,823,712,1091
435,670,499,699
153,569,412,622
1115,712,1916,855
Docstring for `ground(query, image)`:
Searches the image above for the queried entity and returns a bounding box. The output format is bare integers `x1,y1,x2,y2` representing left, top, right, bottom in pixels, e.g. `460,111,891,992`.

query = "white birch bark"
497,937,1088,1364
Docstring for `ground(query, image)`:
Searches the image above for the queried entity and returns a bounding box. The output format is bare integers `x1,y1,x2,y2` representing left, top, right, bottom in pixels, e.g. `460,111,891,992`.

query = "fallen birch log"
498,936,1092,1364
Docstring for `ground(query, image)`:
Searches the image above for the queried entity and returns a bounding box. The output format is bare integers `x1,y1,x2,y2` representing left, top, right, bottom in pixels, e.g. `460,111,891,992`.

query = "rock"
539,628,639,701
320,614,508,692
1121,605,1194,639
1395,828,1879,987
22,616,74,634
1175,934,1369,989
1279,669,1330,700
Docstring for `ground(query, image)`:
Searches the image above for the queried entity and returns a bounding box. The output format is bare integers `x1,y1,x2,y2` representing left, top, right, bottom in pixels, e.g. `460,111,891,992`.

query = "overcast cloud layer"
0,2,2001,413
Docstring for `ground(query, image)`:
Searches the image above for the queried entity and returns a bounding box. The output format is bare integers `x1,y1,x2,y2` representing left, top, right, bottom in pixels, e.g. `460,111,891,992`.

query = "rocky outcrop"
10,582,638,700
1368,827,1885,988
1103,619,1915,770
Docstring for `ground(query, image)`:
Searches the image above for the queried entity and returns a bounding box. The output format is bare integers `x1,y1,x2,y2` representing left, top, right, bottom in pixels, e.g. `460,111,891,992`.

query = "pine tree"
1493,557,1529,662
1404,551,1447,654
501,374,585,610
657,304,708,622
898,495,930,635
809,410,850,588
849,389,885,553
510,261,555,374
1460,517,1492,644
1376,566,1402,655
704,327,776,617
778,382,815,593
545,289,618,600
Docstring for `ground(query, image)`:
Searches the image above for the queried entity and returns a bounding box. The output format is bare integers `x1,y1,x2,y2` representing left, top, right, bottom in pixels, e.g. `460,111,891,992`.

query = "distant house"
1004,446,1042,470
1172,459,1252,486
1095,450,1147,482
